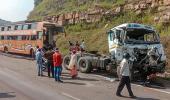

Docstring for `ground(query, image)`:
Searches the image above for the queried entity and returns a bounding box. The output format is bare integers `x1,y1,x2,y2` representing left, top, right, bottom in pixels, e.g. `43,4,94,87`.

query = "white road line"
133,84,170,95
62,92,81,100
91,74,170,95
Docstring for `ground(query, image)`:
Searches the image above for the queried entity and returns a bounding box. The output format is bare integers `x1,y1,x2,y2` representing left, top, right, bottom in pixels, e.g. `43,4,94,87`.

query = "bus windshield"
125,29,160,44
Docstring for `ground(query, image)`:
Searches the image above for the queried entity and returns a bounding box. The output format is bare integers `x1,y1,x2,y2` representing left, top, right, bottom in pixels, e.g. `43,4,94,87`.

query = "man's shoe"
116,94,123,97
130,95,136,98
58,80,63,83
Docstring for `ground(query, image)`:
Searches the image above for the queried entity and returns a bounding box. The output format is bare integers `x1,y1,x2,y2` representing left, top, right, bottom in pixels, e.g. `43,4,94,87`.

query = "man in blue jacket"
36,48,43,76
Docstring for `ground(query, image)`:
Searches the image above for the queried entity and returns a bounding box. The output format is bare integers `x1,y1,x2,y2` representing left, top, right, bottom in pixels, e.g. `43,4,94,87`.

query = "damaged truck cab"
108,23,166,80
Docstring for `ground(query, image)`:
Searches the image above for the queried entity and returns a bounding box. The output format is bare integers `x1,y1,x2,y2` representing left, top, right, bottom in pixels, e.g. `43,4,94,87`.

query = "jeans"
37,62,43,76
47,61,54,77
54,66,62,81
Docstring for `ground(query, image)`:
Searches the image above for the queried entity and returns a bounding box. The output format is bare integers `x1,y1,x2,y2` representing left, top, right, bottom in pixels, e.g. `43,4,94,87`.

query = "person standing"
116,53,135,98
75,41,80,52
53,48,63,82
69,50,78,79
80,40,85,52
44,46,55,78
35,45,39,54
35,48,43,76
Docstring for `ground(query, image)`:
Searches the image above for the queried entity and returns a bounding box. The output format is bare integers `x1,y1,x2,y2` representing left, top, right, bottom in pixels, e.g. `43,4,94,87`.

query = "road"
0,54,170,100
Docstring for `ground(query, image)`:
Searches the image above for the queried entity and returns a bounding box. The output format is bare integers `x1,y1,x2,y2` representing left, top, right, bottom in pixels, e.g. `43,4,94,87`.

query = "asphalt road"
0,54,170,100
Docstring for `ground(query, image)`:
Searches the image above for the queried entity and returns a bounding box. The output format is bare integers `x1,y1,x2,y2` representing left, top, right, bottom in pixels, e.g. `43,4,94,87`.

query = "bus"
0,21,64,57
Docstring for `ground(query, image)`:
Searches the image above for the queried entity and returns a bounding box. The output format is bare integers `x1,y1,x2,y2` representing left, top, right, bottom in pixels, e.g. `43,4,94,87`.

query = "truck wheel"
62,55,71,70
78,57,92,73
106,63,117,75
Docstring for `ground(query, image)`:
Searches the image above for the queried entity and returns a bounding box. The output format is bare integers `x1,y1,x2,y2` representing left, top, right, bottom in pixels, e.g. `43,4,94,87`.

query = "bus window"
14,25,18,30
17,36,22,40
31,23,37,29
28,24,32,29
7,36,16,40
1,27,5,31
37,31,43,39
0,36,3,40
26,36,30,40
31,35,37,40
23,25,28,30
22,35,27,40
17,25,23,30
7,36,10,40
4,36,7,40
23,24,32,30
14,36,18,40
7,26,11,31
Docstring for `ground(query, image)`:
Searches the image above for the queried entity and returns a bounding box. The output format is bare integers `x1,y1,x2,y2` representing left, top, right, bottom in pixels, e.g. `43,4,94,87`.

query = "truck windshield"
125,29,160,44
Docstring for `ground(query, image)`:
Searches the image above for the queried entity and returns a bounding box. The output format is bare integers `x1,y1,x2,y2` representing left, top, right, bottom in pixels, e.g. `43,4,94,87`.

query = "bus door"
47,27,54,44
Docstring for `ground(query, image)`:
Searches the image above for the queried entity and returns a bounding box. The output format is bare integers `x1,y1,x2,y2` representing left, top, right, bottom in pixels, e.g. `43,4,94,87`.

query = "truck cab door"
108,28,124,61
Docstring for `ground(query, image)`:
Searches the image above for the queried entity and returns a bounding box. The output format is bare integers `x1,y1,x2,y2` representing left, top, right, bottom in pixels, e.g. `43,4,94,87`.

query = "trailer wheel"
62,55,71,70
78,57,92,73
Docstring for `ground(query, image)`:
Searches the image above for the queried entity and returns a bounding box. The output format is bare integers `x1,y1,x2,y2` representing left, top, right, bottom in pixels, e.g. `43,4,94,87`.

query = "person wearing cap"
35,48,43,76
116,53,135,98
80,40,85,52
69,50,78,79
53,48,63,82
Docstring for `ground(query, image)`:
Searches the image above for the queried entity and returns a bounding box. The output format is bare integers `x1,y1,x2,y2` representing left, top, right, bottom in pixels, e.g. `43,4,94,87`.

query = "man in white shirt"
116,53,135,98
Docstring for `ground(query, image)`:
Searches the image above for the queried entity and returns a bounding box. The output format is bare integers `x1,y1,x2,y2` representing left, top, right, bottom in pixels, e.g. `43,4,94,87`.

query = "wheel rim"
80,60,86,68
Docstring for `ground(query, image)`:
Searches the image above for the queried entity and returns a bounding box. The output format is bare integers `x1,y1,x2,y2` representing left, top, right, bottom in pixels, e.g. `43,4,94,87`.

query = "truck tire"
78,57,92,73
106,63,117,75
62,55,71,70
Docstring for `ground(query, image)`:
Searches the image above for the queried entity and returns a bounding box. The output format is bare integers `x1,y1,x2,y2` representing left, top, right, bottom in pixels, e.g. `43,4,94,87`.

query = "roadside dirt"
161,36,170,73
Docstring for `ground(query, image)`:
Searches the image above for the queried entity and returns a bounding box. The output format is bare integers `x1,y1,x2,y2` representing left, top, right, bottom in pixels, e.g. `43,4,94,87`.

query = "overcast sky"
0,0,34,22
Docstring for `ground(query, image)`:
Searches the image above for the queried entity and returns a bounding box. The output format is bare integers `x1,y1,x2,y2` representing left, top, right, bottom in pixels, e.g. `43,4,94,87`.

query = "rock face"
43,6,105,25
40,0,170,25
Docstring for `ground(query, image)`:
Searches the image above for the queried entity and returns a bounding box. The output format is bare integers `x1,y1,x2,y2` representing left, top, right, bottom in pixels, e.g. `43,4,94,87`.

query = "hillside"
28,0,170,71
0,19,11,26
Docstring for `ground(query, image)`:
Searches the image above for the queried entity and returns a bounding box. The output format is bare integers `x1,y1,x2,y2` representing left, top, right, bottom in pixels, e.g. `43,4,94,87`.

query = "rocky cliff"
28,0,170,26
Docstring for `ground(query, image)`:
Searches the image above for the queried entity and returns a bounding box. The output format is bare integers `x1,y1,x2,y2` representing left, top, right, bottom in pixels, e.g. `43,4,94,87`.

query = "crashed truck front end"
124,26,166,79
108,23,166,80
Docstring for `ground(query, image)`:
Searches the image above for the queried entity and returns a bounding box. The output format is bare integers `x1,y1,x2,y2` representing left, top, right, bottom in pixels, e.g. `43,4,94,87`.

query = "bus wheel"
78,57,92,73
62,55,71,70
30,49,35,58
4,47,8,53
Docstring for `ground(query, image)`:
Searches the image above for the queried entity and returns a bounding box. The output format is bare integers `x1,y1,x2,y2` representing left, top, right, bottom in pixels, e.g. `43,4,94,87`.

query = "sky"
0,0,34,22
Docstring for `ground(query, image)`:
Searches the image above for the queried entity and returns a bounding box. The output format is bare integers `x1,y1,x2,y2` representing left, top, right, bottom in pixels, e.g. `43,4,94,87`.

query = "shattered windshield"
125,29,160,44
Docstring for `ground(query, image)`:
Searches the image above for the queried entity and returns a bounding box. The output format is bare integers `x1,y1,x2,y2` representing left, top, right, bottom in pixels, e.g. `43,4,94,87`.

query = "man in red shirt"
53,48,63,82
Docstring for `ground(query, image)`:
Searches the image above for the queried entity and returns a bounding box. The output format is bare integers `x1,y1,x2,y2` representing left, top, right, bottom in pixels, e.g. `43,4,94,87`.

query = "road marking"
133,84,170,95
91,74,170,95
62,92,81,100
